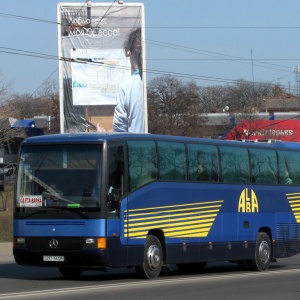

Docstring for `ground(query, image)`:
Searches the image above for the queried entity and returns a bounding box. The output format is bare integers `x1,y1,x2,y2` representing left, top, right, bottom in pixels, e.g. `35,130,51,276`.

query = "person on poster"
97,27,145,133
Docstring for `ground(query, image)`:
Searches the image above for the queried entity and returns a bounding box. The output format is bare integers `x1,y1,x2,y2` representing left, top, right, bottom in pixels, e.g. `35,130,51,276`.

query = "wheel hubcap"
147,245,161,270
259,240,269,263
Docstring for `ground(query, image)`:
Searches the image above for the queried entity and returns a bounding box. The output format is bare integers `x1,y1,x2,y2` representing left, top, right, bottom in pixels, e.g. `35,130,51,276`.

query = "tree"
147,75,206,137
198,85,228,113
0,73,27,153
197,79,279,115
0,72,12,105
2,78,60,134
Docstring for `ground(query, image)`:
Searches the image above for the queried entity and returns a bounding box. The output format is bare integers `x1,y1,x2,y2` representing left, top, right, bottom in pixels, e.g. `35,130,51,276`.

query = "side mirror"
108,188,120,202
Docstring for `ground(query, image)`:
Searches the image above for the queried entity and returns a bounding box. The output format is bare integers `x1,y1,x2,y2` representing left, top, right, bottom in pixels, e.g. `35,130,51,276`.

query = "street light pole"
263,98,267,113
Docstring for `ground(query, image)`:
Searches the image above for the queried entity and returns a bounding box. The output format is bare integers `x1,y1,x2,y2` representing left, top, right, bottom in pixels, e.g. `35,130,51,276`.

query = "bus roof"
21,132,300,151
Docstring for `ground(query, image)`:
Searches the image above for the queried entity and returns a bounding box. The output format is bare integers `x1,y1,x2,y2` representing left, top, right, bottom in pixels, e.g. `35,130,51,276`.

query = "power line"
94,0,117,28
3,46,298,64
0,11,296,74
139,25,300,29
2,13,300,29
145,38,292,73
0,10,297,92
146,58,300,61
1,40,295,69
0,47,58,60
0,46,295,89
0,12,56,24
22,68,58,100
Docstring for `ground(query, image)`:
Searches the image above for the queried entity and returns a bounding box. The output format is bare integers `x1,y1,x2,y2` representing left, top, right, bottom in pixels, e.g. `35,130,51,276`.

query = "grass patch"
0,184,14,243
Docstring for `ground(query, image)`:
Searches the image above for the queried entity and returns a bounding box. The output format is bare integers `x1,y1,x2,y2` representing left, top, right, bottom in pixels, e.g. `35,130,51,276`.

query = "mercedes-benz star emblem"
49,239,58,249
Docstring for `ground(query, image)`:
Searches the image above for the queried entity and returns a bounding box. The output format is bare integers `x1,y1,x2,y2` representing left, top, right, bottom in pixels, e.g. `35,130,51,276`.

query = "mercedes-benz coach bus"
13,133,300,278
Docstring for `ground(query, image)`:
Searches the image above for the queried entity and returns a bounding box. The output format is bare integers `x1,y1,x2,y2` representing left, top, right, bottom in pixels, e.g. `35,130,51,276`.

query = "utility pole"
251,49,255,85
293,65,300,95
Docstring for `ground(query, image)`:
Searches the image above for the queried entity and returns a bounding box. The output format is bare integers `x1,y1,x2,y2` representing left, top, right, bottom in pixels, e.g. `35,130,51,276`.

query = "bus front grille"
25,237,85,250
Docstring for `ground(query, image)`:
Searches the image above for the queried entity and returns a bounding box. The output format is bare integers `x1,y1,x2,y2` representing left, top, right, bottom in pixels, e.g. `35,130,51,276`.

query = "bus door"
105,143,128,252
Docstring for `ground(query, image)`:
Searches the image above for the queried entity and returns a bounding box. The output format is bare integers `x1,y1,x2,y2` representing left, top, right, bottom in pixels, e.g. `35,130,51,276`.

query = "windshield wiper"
20,206,89,219
54,206,90,219
20,208,57,219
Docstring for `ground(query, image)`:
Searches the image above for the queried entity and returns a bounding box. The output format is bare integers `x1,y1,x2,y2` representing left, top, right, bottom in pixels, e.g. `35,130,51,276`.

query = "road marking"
1,268,300,298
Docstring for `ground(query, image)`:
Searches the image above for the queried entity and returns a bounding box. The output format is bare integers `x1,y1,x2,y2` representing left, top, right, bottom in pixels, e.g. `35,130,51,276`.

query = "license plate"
43,255,65,262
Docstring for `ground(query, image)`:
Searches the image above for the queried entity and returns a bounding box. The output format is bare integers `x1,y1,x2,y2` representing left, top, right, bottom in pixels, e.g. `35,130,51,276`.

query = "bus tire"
136,235,163,279
248,232,271,271
58,267,83,278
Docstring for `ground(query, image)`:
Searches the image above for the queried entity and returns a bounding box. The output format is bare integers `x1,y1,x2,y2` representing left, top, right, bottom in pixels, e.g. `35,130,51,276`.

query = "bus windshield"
15,144,102,213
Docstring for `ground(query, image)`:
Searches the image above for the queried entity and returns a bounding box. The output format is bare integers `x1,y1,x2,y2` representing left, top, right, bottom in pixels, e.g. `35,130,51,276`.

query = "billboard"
57,2,147,133
223,119,300,142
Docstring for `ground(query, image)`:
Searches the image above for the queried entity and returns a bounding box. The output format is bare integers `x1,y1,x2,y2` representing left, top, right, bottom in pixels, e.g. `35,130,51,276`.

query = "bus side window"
187,144,219,182
220,146,249,183
128,141,157,191
278,150,300,185
158,141,186,181
250,149,277,184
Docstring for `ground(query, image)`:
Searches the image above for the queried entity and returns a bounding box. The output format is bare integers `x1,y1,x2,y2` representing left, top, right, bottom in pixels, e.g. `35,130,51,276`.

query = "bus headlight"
85,238,95,245
13,237,26,248
84,237,106,249
84,238,96,249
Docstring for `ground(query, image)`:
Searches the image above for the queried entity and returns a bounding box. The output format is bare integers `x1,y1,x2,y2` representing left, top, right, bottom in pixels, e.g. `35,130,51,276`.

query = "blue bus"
13,133,300,278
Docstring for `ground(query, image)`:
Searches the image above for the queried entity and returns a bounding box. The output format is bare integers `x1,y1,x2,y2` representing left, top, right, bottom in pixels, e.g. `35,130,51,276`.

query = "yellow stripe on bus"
126,205,222,217
287,193,300,223
124,212,219,223
125,200,223,213
124,217,215,229
124,200,223,238
125,220,214,234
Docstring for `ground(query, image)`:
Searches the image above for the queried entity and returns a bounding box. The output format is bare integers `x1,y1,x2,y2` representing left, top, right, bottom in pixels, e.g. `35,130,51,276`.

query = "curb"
0,242,14,263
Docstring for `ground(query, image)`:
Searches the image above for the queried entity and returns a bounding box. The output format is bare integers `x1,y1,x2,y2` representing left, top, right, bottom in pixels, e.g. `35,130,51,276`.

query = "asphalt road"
1,246,300,300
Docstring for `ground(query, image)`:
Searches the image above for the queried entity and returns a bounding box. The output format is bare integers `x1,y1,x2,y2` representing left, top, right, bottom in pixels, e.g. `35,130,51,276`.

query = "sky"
1,0,300,95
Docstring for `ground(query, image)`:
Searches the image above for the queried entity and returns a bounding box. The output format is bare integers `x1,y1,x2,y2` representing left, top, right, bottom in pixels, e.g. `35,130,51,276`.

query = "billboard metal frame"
57,2,147,133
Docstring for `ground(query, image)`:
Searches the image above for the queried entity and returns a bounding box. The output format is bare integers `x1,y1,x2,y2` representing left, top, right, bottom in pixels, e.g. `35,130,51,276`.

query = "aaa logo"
238,188,259,213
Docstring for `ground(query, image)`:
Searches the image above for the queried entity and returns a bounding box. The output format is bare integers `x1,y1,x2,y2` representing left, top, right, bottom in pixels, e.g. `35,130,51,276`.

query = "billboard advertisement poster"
223,119,300,142
57,2,147,133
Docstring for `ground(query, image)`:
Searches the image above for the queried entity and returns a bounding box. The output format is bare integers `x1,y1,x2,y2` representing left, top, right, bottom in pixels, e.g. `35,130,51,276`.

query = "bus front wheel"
136,235,163,279
249,232,271,271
